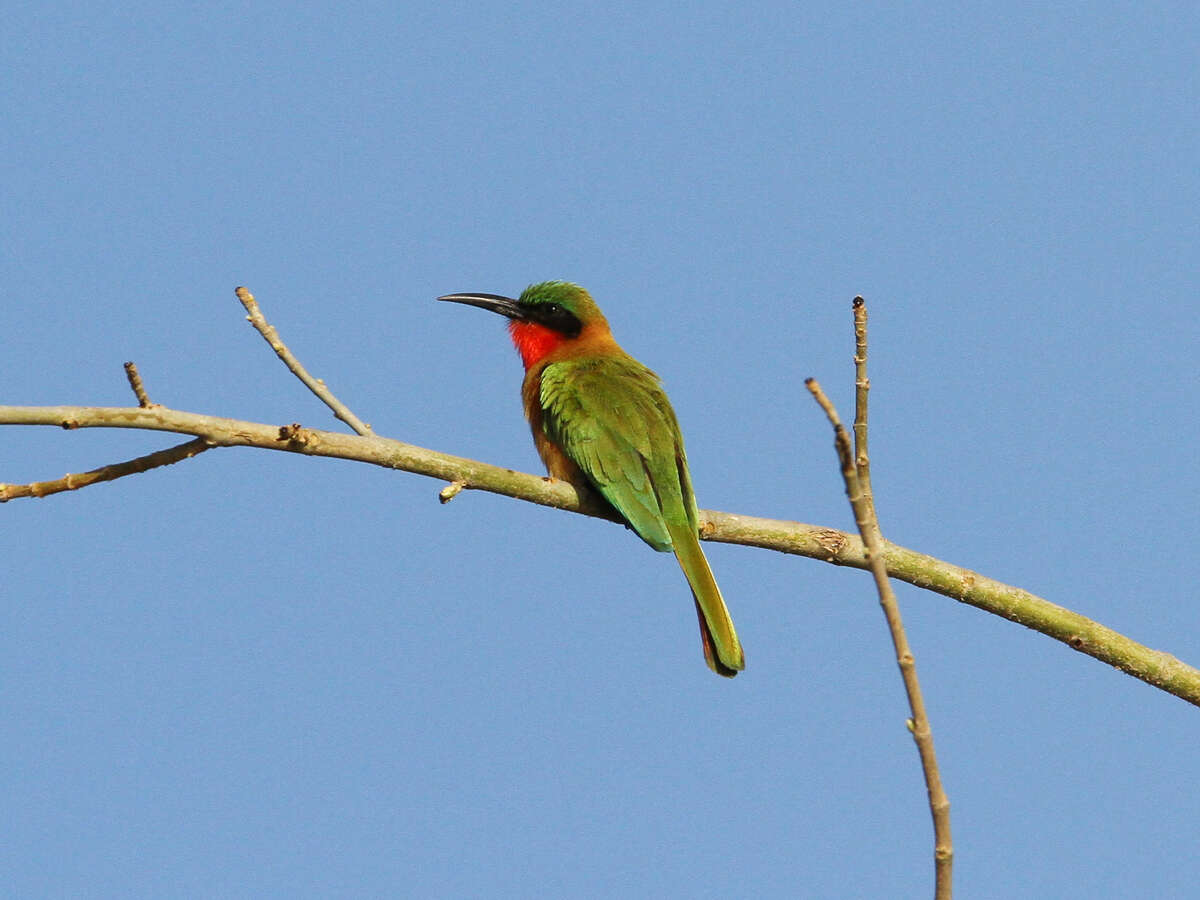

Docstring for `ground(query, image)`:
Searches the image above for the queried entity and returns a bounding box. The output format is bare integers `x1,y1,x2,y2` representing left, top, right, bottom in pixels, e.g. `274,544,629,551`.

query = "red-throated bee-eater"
439,281,744,677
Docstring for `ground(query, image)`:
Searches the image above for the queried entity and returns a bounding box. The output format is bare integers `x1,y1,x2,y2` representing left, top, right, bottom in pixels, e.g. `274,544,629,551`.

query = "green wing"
541,354,745,675
539,355,697,553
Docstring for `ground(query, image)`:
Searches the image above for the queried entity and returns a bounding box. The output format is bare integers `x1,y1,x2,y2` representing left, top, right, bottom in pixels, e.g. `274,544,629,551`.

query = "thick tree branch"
1,401,1197,708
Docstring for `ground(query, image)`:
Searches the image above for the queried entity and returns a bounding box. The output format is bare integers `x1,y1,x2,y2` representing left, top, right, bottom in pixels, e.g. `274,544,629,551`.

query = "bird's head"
439,281,611,370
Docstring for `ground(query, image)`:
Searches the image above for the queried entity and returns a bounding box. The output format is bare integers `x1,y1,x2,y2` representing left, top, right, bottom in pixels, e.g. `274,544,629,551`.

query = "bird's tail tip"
696,599,745,678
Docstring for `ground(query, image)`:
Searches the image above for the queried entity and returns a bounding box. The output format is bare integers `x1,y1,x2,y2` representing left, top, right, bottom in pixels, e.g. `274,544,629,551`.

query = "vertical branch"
845,296,952,896
807,297,953,899
851,296,869,476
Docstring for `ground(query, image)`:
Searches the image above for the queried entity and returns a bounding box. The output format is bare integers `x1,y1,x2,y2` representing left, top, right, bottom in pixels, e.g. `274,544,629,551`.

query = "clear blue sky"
3,2,1198,897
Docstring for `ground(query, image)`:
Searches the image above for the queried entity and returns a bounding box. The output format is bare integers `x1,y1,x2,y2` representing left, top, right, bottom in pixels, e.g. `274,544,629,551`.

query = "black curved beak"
437,293,527,320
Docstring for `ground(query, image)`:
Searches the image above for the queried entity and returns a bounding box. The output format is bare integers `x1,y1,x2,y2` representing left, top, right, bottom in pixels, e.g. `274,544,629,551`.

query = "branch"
0,361,215,502
811,295,952,898
0,436,211,501
236,286,374,435
852,296,870,473
123,361,155,407
1,402,1198,707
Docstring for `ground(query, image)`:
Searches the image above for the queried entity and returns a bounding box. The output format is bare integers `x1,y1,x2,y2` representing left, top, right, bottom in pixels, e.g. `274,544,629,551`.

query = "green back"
539,355,698,553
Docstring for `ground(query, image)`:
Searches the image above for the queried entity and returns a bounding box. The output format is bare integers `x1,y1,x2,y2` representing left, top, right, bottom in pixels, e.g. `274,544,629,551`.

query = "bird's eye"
534,301,582,337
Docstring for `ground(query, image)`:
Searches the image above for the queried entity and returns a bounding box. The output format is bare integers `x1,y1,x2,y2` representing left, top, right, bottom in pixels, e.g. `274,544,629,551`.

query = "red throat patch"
508,320,567,370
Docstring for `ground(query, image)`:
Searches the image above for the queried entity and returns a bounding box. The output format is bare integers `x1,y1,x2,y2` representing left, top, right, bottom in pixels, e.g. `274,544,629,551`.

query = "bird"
438,281,744,677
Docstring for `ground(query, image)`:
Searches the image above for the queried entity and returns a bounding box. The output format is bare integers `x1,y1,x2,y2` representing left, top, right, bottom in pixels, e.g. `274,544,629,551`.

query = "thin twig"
123,361,154,407
851,297,869,472
854,297,955,897
0,437,211,502
235,286,374,435
846,298,952,896
1,402,1198,708
806,376,952,900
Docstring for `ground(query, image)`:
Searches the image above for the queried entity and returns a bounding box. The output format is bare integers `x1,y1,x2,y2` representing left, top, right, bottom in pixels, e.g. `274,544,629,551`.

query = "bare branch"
808,377,952,898
0,436,211,502
820,294,953,897
235,286,374,435
1,401,1197,708
123,361,154,408
851,296,870,471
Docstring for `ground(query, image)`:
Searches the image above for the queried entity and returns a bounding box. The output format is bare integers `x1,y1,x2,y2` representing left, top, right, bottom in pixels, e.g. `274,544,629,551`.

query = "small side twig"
123,361,154,407
808,351,952,895
439,481,466,503
0,437,212,502
235,286,374,436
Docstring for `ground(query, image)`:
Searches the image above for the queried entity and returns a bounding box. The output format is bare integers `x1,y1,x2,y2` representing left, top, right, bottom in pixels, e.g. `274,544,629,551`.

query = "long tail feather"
669,522,745,676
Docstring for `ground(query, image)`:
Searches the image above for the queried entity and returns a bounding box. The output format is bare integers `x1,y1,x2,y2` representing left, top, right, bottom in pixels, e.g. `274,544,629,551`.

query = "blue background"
3,3,1198,897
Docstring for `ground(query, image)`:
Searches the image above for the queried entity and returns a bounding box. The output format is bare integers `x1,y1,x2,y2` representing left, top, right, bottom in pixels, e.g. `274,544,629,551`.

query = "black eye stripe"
524,302,582,338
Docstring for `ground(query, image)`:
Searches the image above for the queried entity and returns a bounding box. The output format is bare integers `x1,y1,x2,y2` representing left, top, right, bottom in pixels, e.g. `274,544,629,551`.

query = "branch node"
277,423,312,448
439,480,466,503
815,529,848,559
